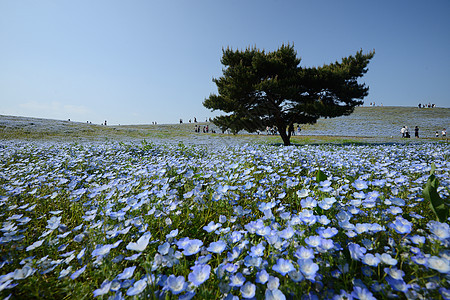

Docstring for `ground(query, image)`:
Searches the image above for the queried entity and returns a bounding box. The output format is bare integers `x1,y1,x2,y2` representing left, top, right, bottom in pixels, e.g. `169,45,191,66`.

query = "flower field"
0,141,449,299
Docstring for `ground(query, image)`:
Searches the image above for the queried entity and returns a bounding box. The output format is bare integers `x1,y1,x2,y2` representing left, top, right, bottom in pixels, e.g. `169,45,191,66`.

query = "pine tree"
204,44,375,145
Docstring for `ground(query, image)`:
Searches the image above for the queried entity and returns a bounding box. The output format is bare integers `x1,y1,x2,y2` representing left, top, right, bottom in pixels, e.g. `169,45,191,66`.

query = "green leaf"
316,169,327,183
430,162,436,175
423,173,449,222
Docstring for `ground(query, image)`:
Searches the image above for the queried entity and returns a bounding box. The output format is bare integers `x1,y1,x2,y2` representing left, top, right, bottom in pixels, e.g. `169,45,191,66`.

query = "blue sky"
1,0,449,125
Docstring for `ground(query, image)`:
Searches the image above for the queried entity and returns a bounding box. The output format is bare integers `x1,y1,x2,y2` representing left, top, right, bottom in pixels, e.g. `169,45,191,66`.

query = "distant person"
435,131,439,138
442,128,447,137
418,103,421,108
297,125,301,135
194,117,197,123
401,126,406,138
180,119,183,124
414,126,419,138
405,126,410,138
104,120,107,126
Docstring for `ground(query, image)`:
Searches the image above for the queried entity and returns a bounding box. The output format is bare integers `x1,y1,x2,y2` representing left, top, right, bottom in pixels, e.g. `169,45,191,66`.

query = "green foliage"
316,169,328,183
204,44,375,145
423,163,450,222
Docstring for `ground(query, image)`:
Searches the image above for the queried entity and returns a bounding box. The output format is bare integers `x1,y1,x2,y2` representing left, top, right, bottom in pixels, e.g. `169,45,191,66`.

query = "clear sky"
1,0,449,125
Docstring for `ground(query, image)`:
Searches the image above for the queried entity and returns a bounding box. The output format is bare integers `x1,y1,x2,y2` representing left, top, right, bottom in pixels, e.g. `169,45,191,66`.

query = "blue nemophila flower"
58,266,72,279
279,226,295,239
387,206,403,215
77,248,86,260
26,239,44,252
166,229,179,239
244,255,263,268
203,221,222,233
411,255,427,266
317,215,331,225
188,264,210,286
352,179,368,190
389,216,413,234
295,247,314,260
240,281,256,298
207,240,227,254
439,287,450,299
376,253,397,266
125,253,141,261
265,288,286,300
165,275,187,295
227,247,241,261
301,197,317,209
46,216,62,230
384,267,404,280
348,243,366,261
158,242,170,255
117,266,136,280
355,223,371,234
229,272,246,287
195,254,212,265
229,231,243,243
70,265,86,280
93,280,111,297
316,227,338,239
127,278,147,296
388,197,406,206
296,189,310,198
427,220,450,241
427,256,450,273
256,269,269,284
180,239,203,256
318,197,336,210
267,276,280,290
351,286,376,300
245,219,264,234
305,236,323,249
126,232,151,252
13,265,34,280
362,253,380,267
372,179,386,187
219,215,227,223
298,259,319,281
249,243,265,257
272,258,295,276
385,276,409,292
224,263,239,273
298,209,317,225
409,235,426,245
92,240,121,258
353,191,366,199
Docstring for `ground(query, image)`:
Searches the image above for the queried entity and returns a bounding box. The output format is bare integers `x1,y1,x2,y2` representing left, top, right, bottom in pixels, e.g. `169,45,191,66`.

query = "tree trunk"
278,123,291,146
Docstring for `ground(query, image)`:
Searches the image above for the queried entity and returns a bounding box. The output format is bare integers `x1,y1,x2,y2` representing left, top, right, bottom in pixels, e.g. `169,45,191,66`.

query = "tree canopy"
203,44,375,145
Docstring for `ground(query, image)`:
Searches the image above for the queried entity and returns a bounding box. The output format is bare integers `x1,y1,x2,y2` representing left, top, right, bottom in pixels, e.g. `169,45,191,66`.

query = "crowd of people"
418,103,436,108
401,126,446,138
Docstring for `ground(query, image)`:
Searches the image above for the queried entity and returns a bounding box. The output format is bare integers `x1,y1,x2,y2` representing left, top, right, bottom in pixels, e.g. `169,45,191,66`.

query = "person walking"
414,126,419,138
442,128,447,137
401,126,406,138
